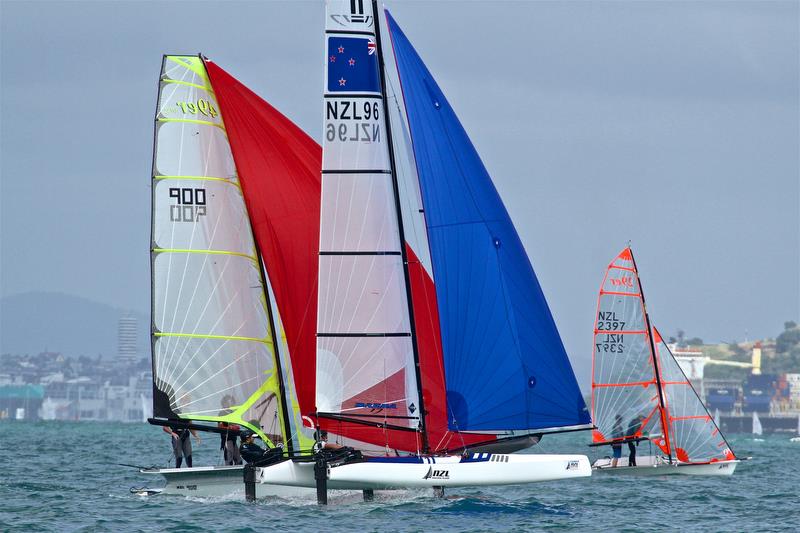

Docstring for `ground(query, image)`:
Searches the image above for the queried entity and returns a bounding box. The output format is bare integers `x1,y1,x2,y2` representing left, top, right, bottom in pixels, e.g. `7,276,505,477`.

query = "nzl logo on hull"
169,187,206,223
330,0,373,28
423,467,449,480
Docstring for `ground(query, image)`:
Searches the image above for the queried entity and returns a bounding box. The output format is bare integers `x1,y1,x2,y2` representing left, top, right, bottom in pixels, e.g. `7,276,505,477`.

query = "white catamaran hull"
137,465,315,498
592,455,738,476
257,453,591,490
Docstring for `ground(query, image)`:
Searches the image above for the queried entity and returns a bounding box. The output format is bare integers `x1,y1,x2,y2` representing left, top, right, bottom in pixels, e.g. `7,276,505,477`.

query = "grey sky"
1,1,798,387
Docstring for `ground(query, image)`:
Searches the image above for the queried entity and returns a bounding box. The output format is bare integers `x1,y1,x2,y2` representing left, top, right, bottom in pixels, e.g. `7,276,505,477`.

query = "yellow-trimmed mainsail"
150,55,301,448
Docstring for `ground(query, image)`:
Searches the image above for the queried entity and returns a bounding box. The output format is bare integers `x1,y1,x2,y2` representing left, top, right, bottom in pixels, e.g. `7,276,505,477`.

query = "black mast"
260,260,296,454
372,0,429,453
629,247,672,463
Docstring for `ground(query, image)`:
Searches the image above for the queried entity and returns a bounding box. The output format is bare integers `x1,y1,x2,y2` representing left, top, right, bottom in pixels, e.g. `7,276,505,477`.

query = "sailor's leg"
182,437,193,467
225,441,237,465
173,437,183,468
232,442,242,465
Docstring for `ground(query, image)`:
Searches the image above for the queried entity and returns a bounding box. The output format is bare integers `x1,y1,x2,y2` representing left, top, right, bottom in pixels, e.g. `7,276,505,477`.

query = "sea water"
0,421,797,532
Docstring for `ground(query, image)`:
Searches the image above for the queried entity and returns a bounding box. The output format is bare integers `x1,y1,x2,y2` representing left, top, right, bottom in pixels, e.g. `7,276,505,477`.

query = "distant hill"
0,292,148,359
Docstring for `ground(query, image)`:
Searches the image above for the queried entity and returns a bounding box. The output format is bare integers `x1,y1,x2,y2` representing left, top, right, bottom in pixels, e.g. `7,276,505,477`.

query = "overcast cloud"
1,1,798,386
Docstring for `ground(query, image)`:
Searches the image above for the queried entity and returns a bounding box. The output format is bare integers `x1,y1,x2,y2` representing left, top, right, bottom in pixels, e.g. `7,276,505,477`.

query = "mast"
373,0,428,453
149,55,165,420
257,250,295,453
628,248,672,462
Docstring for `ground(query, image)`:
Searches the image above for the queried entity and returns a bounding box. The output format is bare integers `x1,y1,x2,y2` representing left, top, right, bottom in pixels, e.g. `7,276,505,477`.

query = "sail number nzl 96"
326,99,380,143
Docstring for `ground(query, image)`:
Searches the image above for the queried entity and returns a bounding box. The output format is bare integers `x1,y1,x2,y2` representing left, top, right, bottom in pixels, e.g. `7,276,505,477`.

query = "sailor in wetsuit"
313,430,343,452
626,415,645,466
610,415,623,468
218,421,242,465
163,426,201,468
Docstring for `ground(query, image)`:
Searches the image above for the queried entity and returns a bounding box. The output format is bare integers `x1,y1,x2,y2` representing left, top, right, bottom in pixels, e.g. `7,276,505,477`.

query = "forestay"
150,56,284,444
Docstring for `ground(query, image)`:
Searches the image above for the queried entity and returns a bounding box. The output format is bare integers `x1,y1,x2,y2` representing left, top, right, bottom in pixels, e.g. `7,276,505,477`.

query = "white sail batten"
317,0,419,427
151,56,283,441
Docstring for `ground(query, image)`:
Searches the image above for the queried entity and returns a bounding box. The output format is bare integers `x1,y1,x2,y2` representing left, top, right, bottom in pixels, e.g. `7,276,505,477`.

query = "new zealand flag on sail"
327,36,381,93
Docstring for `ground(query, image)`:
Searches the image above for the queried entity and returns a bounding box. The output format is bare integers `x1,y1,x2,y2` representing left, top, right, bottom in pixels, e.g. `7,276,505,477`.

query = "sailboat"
790,415,800,442
590,248,739,476
752,411,763,436
138,54,322,497
253,0,591,496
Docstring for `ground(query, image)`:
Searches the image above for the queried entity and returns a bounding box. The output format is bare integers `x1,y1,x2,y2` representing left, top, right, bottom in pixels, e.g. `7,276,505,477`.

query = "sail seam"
154,175,239,187
166,56,206,77
157,117,225,131
162,78,214,91
321,169,391,174
323,93,382,99
599,290,640,297
319,251,401,256
155,332,272,344
317,332,411,337
152,248,257,261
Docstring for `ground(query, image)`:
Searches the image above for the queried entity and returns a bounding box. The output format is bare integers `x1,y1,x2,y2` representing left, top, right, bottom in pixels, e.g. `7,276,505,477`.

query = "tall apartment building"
118,316,138,364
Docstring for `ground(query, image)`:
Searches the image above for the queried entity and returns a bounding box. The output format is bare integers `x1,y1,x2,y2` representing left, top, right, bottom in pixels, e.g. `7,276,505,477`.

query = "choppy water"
0,421,797,531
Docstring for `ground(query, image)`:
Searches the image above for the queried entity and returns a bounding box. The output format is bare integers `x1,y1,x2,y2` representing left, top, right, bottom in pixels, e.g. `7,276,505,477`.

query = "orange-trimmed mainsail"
590,248,670,457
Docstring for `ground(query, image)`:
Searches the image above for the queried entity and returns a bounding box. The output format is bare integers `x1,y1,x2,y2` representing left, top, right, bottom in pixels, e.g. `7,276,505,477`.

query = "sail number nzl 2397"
596,311,625,354
326,99,381,143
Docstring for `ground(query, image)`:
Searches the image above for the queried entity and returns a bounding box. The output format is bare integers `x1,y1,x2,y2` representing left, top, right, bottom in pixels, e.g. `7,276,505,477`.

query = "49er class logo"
169,187,207,222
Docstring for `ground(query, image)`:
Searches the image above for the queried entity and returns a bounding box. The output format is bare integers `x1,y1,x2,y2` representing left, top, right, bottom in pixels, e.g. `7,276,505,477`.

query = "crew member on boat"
163,425,201,468
610,415,623,467
314,430,342,452
218,421,242,465
626,415,645,466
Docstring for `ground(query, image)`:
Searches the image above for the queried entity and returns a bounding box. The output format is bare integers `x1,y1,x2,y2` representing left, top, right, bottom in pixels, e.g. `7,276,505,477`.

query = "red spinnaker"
205,60,320,416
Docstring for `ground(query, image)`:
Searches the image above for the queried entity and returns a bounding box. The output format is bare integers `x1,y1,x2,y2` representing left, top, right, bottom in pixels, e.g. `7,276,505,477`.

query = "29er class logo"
169,187,207,222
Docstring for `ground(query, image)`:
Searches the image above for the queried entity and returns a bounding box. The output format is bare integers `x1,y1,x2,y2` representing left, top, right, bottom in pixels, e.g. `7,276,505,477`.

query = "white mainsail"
591,249,662,444
316,0,420,429
151,56,284,442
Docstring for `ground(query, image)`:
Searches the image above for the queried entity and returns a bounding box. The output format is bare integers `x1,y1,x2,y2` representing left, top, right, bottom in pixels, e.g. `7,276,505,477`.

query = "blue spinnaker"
386,12,589,431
